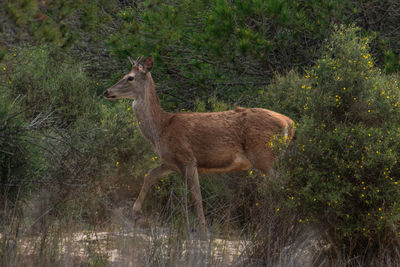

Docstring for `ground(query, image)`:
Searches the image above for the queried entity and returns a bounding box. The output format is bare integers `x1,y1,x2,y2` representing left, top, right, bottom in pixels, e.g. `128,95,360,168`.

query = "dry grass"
2,173,400,267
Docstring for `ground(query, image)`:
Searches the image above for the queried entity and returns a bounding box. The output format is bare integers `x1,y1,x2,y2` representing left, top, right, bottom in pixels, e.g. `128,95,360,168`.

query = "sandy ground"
11,229,250,266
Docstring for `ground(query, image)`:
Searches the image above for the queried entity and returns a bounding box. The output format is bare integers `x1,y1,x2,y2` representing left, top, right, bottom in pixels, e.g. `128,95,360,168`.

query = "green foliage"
108,0,355,108
2,46,99,123
106,1,400,111
0,88,38,203
2,0,115,48
266,26,400,256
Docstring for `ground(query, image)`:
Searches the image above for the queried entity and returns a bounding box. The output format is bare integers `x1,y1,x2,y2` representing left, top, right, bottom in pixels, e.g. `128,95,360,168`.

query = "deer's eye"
127,76,134,81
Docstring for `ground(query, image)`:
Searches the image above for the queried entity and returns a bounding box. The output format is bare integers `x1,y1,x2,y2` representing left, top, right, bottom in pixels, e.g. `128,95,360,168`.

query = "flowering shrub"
262,26,400,259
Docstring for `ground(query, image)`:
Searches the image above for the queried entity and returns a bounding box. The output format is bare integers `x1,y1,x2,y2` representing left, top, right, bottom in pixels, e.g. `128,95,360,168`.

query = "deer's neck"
133,77,169,149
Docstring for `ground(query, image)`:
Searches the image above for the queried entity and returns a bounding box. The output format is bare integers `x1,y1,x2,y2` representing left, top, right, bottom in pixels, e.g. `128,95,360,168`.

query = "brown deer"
103,56,294,236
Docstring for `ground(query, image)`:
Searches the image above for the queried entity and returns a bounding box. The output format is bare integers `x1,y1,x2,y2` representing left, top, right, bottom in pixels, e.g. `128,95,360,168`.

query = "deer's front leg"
132,164,172,218
185,162,207,237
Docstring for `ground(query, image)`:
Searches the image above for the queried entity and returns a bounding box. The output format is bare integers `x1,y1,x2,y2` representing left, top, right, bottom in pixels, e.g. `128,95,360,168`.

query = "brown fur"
104,56,294,236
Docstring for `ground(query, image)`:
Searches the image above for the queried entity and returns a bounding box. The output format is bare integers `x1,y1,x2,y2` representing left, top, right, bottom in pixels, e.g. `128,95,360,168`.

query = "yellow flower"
276,208,280,211
255,202,259,206
116,161,119,166
127,107,131,111
301,85,306,89
2,67,5,71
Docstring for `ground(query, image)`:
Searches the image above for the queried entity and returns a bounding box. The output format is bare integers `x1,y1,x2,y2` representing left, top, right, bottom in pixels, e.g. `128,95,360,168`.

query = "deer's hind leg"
132,164,172,218
183,162,207,237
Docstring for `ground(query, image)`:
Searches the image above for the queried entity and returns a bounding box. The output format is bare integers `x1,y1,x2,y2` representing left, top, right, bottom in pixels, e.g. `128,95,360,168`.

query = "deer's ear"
142,55,153,72
128,56,135,66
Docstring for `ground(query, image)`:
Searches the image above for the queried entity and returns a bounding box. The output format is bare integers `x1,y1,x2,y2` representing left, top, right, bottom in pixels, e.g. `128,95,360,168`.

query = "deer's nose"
103,90,109,97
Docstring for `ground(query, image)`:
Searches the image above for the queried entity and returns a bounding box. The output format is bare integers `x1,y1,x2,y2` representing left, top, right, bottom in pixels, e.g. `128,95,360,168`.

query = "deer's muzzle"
103,90,116,100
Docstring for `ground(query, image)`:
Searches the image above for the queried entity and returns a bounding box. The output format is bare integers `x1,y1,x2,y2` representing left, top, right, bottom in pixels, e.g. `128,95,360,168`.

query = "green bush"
0,88,38,203
2,0,116,48
2,46,101,124
0,80,46,265
263,26,400,261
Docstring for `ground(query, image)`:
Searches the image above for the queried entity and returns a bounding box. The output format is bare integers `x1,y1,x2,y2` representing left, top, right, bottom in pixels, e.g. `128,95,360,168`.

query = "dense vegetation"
1,0,400,265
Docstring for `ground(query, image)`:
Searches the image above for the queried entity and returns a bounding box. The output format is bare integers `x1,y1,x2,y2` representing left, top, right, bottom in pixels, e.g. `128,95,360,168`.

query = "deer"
103,55,295,236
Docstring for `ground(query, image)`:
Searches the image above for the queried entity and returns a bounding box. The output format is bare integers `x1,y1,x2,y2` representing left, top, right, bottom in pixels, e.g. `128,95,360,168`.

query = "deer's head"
103,55,154,100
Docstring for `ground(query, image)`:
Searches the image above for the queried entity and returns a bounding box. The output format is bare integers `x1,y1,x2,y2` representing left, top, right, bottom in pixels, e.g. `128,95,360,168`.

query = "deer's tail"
284,120,295,141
